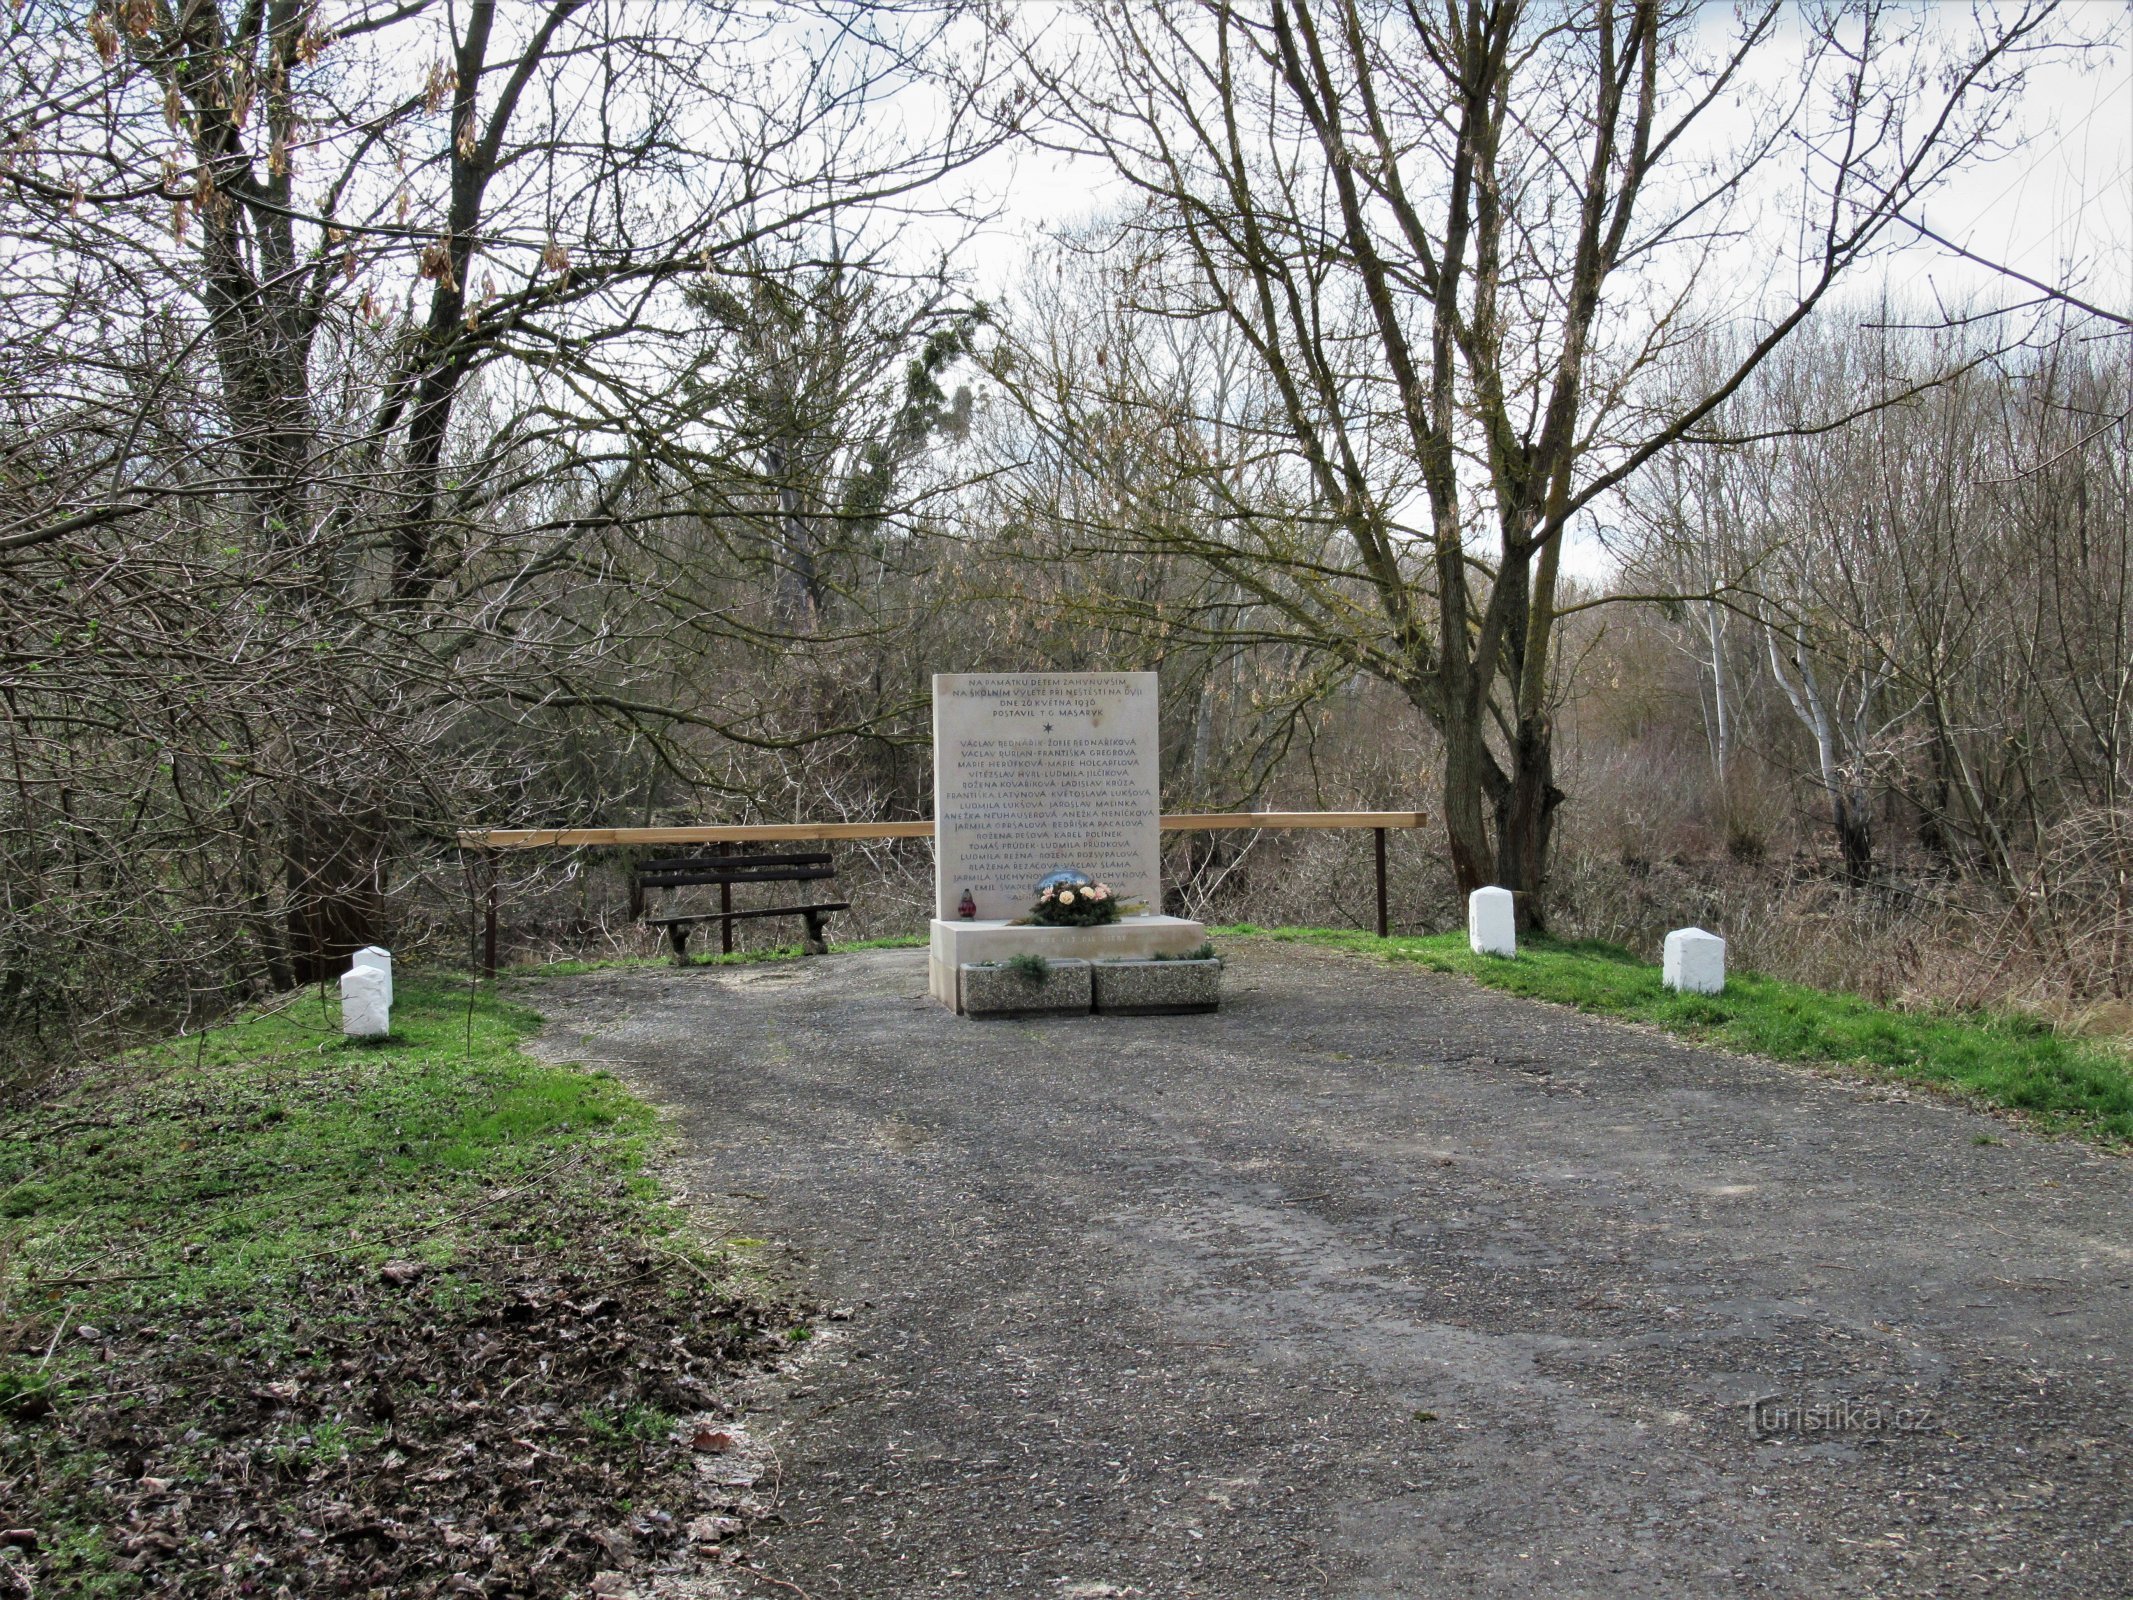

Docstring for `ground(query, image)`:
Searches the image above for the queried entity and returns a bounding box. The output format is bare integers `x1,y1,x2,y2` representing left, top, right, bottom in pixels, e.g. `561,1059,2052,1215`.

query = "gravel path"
526,942,2131,1599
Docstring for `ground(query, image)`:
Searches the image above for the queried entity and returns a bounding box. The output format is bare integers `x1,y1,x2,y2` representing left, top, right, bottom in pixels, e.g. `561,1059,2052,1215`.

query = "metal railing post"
1374,827,1389,938
484,859,499,981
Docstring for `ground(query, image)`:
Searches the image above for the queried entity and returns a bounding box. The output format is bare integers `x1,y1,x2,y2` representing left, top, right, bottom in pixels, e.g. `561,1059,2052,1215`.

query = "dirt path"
526,943,2131,1599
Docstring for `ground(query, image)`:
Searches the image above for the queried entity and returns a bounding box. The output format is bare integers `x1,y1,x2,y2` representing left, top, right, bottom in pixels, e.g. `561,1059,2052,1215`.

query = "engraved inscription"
933,673,1160,919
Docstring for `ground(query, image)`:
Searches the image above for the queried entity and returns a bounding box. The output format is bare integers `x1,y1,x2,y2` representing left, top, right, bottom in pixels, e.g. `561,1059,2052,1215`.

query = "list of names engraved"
932,672,1160,920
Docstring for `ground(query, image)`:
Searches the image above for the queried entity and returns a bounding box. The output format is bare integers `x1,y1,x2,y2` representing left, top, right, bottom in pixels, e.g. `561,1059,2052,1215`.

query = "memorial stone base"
959,957,1093,1019
929,915,1209,1014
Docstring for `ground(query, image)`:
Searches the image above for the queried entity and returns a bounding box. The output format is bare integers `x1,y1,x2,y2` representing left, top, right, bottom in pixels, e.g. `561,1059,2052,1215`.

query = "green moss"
1214,925,2133,1144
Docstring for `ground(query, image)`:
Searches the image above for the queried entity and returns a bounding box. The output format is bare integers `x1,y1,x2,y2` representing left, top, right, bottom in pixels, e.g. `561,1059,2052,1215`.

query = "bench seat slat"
641,863,836,888
642,850,830,873
634,848,843,960
645,901,850,928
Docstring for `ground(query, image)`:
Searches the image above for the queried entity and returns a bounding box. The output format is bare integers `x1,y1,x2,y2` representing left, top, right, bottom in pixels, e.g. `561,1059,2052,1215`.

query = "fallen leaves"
4,1194,804,1597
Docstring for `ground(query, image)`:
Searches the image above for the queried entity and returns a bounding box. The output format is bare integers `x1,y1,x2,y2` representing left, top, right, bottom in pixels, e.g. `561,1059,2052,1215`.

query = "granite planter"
1091,956,1222,1016
959,957,1092,1018
928,915,1208,1010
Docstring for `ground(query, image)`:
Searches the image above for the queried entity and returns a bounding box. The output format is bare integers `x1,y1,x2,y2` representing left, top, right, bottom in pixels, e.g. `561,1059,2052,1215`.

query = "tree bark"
1431,698,1497,898
1833,771,1875,887
1495,715,1566,929
283,803,385,986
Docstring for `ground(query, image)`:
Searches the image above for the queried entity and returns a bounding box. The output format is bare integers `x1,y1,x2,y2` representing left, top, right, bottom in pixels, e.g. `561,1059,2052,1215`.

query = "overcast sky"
965,4,2131,313
948,3,2129,578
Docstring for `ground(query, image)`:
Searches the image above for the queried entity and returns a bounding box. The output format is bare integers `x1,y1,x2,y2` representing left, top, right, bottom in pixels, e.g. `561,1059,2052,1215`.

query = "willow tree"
1020,0,2067,922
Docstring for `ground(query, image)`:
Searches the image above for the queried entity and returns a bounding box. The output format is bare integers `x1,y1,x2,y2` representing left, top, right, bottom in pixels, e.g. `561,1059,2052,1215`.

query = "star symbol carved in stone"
1043,723,1054,732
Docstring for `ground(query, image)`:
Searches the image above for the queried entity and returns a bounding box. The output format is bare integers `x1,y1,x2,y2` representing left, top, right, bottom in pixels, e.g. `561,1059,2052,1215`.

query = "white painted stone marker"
1663,927,1726,995
340,965,391,1039
351,945,393,1007
1468,886,1516,958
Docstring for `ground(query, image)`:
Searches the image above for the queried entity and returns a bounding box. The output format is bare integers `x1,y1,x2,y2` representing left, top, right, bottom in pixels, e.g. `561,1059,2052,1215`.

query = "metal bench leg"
667,922,691,964
801,912,827,956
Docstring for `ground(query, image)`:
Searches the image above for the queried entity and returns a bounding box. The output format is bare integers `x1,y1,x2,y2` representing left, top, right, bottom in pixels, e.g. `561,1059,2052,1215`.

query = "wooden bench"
636,849,849,962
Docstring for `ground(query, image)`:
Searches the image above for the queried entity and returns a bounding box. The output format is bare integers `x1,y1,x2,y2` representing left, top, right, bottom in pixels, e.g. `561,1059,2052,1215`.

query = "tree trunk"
1494,714,1566,931
1918,731,1955,862
1833,772,1874,886
1436,711,1497,899
760,442,820,632
283,800,384,986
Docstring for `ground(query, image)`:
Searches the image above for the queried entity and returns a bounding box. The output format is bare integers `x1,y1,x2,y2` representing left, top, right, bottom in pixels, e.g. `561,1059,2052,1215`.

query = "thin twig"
37,1305,75,1371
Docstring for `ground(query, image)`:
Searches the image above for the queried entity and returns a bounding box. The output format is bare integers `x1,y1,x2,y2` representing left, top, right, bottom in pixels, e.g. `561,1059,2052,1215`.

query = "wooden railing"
459,810,1429,972
455,812,1425,849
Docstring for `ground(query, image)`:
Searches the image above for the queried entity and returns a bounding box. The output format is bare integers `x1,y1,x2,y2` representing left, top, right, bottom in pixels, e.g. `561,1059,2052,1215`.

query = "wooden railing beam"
457,811,1428,850
463,811,1428,967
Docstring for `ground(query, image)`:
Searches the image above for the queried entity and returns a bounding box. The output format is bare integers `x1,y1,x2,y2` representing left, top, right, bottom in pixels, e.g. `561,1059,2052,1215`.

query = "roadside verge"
1223,925,2133,1146
0,977,805,1597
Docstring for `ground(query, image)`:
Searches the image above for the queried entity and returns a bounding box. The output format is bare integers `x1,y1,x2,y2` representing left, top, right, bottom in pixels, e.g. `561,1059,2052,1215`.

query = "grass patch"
2,981,649,1309
1217,925,2133,1144
1151,942,1219,963
0,974,796,1596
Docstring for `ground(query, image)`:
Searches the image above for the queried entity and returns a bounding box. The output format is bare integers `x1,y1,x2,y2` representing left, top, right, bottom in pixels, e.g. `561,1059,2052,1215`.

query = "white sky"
966,5,2131,308
1899,11,2132,317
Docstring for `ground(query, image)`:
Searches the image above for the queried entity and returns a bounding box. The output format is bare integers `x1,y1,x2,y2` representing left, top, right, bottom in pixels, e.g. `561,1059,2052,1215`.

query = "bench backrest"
637,850,835,890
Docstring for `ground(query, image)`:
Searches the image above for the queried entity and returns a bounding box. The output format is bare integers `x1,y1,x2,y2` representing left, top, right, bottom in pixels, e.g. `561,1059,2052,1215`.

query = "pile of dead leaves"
2,1196,804,1598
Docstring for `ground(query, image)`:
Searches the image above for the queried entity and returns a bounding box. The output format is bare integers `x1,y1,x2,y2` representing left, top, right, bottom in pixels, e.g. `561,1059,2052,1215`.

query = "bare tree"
0,0,998,1023
1012,0,2073,923
1626,307,2132,986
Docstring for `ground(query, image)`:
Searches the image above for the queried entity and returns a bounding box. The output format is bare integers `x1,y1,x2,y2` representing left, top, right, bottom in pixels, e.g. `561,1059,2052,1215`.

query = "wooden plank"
464,821,938,848
646,901,852,926
1158,811,1429,832
641,865,838,889
459,811,1428,849
643,850,832,870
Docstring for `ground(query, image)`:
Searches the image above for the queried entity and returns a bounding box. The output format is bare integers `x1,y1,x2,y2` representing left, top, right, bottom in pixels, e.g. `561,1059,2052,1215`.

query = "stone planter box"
960,957,1092,1018
1091,957,1222,1016
929,915,1208,1010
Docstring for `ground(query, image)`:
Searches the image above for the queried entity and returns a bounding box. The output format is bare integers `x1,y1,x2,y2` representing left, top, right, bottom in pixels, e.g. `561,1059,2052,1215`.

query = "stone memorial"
340,965,391,1038
1468,885,1517,958
1663,926,1726,995
928,671,1209,1012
